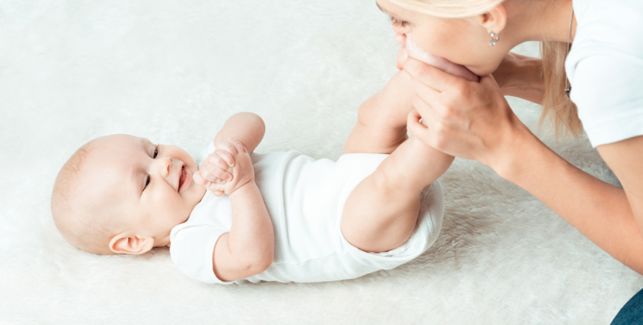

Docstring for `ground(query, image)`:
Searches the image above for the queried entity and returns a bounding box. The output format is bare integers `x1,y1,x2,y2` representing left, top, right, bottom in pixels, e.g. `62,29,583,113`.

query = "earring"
488,31,500,47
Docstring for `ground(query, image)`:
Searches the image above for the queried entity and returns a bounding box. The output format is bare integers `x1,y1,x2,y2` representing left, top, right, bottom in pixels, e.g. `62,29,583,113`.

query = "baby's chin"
405,37,480,82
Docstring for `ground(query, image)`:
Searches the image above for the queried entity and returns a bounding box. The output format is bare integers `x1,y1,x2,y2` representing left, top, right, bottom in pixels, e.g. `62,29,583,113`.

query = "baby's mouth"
178,165,187,192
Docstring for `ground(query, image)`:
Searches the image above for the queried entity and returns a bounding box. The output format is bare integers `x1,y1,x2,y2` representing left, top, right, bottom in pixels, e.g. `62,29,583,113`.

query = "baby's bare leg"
341,135,453,253
343,71,415,154
341,70,451,252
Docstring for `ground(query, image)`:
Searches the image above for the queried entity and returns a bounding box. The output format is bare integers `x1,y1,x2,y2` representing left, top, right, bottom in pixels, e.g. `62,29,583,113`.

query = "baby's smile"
178,165,190,193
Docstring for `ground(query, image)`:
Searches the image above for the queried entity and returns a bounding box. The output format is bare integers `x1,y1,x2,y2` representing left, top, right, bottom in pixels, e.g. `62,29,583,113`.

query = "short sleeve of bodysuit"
170,193,236,285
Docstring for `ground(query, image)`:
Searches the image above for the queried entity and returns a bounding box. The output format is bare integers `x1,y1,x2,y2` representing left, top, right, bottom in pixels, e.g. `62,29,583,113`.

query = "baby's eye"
144,175,151,189
153,145,159,158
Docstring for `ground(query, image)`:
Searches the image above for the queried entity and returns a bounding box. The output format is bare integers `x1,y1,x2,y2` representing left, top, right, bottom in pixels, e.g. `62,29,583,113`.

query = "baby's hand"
193,140,255,196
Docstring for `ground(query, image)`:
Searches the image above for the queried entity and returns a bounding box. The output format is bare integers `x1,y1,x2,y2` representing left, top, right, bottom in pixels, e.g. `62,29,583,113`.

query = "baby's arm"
195,113,275,281
214,112,265,153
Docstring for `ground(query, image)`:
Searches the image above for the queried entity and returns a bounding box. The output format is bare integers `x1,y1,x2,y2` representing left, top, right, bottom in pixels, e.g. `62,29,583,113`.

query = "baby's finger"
207,168,232,183
207,183,225,196
217,141,239,156
215,149,235,167
192,171,206,185
203,154,229,172
229,139,247,153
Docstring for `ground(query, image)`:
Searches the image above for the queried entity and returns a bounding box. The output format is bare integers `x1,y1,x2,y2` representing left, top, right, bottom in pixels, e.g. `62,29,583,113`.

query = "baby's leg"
343,71,415,154
341,134,453,253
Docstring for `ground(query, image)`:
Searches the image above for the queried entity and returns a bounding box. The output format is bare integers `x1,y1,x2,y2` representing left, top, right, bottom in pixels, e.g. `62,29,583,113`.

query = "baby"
51,60,459,284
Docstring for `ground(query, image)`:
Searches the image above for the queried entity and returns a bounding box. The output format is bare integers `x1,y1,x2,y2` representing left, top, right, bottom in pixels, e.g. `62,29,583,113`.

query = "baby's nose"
158,158,172,177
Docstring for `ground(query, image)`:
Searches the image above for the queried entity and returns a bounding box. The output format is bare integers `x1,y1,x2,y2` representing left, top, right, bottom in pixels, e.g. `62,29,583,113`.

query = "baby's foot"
194,140,255,196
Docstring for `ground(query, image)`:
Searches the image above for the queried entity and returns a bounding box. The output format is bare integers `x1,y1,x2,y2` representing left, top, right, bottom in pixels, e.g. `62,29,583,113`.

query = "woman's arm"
404,60,643,273
497,130,643,273
493,53,544,104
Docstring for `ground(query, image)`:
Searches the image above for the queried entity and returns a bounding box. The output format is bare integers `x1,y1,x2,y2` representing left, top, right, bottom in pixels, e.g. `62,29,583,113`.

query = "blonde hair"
391,0,582,136
390,0,504,18
540,41,581,136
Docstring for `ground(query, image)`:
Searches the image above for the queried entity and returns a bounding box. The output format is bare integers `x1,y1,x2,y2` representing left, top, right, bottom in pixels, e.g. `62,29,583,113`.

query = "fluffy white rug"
1,0,641,324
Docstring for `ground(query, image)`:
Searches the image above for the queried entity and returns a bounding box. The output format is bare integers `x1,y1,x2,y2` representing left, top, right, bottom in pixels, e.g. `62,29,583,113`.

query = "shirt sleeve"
170,223,236,285
570,54,643,147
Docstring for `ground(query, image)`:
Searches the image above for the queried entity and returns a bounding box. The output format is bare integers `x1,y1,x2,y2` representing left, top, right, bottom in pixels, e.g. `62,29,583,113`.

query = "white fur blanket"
1,0,640,324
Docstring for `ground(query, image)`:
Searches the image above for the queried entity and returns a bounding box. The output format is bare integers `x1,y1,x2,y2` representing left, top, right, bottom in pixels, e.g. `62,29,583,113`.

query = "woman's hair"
540,41,582,136
391,0,582,136
389,0,505,18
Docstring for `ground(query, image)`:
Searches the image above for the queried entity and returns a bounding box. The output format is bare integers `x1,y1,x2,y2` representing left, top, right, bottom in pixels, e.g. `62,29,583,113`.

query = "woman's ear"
479,4,508,35
109,233,154,255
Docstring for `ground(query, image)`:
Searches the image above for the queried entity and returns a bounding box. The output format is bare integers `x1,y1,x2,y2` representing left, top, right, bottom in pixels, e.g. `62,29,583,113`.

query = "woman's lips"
405,37,480,82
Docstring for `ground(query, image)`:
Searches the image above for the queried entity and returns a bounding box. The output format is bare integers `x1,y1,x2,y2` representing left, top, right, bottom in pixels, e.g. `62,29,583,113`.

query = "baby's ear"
108,233,154,255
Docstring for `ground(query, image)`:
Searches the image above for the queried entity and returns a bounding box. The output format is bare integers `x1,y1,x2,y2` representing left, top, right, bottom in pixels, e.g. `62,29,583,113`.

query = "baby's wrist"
228,179,256,197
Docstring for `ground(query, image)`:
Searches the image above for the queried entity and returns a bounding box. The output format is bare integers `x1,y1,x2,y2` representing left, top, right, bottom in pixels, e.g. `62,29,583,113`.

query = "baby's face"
82,134,205,247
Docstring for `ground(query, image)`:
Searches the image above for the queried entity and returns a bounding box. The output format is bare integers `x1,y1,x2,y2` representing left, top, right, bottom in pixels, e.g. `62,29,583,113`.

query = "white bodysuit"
170,150,444,284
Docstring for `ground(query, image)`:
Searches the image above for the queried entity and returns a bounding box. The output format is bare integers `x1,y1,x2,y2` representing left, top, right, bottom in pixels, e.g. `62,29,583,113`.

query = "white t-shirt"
565,0,643,147
169,150,444,284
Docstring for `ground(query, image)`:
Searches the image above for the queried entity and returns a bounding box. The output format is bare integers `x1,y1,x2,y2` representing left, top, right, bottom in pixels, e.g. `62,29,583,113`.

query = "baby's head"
51,134,205,255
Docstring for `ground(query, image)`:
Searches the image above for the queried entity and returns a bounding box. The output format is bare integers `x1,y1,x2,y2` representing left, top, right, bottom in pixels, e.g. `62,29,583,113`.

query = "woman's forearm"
495,130,643,273
495,54,544,104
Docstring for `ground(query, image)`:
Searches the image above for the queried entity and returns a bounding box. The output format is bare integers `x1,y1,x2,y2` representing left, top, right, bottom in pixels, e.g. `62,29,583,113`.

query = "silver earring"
488,31,500,47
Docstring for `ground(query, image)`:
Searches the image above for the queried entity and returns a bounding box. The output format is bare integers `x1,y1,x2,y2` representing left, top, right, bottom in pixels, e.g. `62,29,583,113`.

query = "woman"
374,0,643,322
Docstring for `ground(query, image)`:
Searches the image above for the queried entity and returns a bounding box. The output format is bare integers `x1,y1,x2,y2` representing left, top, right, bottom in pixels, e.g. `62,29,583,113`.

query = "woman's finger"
412,79,442,111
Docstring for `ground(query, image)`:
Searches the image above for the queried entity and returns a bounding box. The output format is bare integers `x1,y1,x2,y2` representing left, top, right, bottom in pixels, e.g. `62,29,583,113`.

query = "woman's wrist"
495,54,544,103
483,117,542,181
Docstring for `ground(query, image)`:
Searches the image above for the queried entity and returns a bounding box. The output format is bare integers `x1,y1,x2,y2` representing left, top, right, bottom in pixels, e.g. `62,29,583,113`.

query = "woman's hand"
403,58,530,171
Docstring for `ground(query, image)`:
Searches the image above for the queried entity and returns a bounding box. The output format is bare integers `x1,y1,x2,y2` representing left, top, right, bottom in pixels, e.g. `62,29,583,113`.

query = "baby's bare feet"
194,139,255,196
